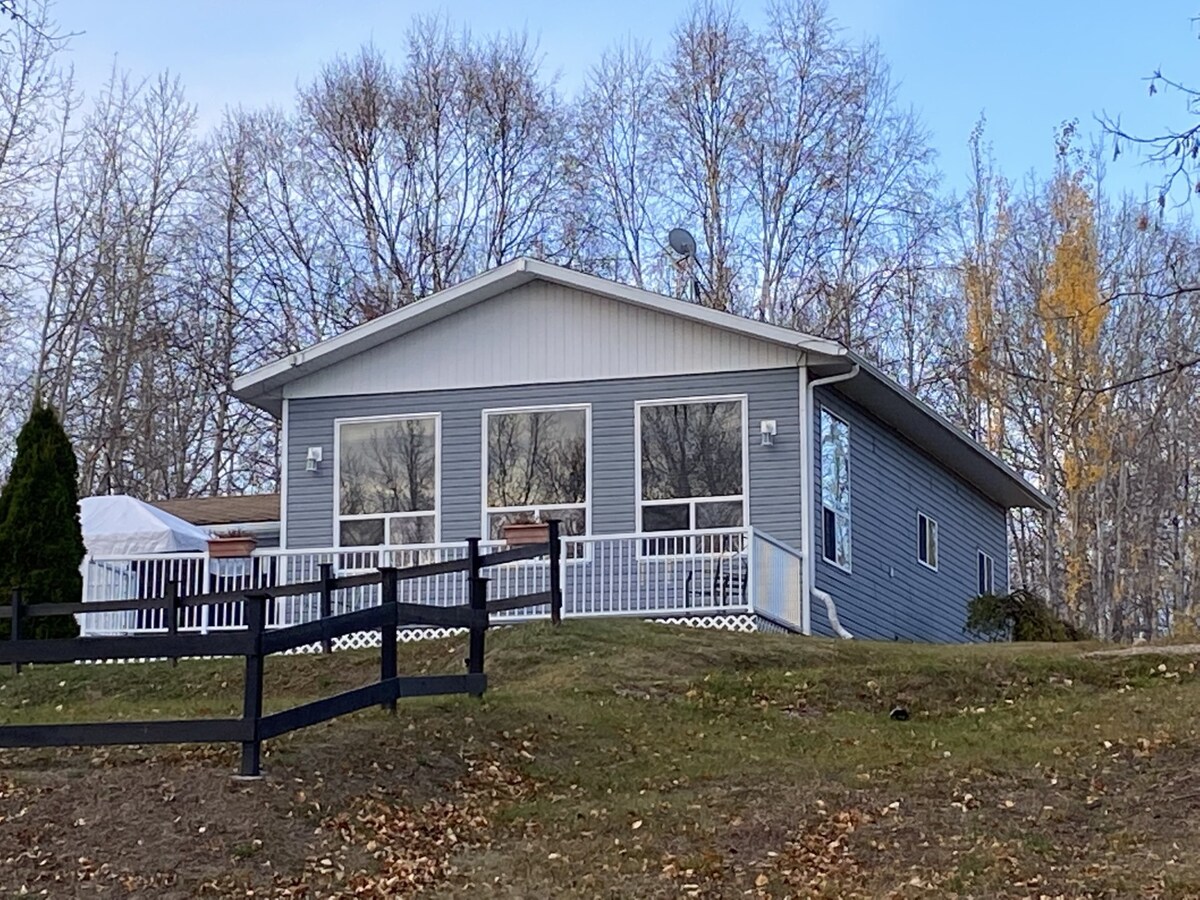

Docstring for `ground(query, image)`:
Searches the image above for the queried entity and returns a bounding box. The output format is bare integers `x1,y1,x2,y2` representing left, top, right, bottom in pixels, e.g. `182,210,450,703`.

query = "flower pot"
501,522,549,546
207,535,258,558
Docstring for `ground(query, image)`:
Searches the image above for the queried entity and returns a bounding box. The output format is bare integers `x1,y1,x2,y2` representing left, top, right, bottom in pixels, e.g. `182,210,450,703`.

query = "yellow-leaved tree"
963,119,1009,452
1037,130,1110,631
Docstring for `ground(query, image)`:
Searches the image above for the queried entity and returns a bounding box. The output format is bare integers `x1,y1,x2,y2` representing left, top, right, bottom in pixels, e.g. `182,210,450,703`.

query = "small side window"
978,551,995,595
917,512,938,571
820,410,851,571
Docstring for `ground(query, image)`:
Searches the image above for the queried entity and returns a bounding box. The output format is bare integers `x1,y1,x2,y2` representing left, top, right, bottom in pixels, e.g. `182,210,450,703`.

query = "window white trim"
978,550,995,595
819,408,852,574
480,403,592,541
917,511,939,572
333,412,442,548
634,394,750,535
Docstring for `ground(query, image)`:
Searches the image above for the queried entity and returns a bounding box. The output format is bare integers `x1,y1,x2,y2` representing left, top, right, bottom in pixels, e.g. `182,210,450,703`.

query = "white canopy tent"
80,495,211,557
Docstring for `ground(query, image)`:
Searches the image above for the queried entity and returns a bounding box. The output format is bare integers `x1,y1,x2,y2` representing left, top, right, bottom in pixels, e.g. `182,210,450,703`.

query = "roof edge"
231,258,849,410
844,352,1052,511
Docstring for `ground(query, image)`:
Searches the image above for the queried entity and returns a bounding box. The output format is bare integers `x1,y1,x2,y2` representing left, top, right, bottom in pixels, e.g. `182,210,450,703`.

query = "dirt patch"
0,716,501,898
2,746,301,897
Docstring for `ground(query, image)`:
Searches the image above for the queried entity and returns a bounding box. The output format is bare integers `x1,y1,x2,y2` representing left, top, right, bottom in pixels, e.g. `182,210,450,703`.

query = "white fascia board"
232,259,533,402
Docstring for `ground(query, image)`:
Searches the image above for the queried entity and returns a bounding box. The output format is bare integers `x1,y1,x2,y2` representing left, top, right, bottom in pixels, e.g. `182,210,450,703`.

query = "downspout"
802,360,859,639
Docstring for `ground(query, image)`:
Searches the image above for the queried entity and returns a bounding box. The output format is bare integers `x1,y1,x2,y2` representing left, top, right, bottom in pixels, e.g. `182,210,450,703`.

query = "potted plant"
207,529,258,558
501,519,549,546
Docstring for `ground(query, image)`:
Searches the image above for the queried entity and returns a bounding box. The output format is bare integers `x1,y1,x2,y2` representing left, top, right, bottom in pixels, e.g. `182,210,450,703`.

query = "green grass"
3,620,1200,897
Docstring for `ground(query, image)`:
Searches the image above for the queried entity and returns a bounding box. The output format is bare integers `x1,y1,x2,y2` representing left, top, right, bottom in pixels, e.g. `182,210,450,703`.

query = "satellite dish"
668,227,697,258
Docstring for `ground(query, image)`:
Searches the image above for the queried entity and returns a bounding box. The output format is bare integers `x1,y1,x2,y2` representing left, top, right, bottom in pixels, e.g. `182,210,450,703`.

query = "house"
219,258,1049,642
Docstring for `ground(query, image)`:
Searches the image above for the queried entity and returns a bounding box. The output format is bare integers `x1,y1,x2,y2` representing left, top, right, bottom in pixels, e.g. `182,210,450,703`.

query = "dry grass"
2,620,1200,897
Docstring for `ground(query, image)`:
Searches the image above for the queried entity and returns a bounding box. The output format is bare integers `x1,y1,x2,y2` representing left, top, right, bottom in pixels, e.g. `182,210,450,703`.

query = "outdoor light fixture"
306,446,323,472
760,420,777,447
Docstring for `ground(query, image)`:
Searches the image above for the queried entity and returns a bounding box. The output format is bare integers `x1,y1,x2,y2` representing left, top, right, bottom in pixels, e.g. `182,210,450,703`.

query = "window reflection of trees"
640,400,742,501
487,410,586,506
340,418,436,514
820,410,851,568
338,417,437,546
486,408,587,540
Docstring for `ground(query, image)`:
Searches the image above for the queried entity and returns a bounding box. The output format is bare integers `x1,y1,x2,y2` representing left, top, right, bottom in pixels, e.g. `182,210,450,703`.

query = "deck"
80,527,807,646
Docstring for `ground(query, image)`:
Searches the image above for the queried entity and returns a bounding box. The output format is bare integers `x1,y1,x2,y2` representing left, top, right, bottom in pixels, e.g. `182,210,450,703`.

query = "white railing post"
745,528,757,615
559,540,569,622
78,555,92,637
200,554,211,635
801,548,811,635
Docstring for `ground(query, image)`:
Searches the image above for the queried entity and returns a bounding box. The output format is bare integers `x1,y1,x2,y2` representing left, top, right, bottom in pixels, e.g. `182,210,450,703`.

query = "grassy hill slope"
2,620,1199,898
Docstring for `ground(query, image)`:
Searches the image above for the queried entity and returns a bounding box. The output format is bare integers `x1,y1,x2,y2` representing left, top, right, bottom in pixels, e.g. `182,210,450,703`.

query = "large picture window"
337,415,439,546
638,397,746,538
820,409,851,571
484,406,589,540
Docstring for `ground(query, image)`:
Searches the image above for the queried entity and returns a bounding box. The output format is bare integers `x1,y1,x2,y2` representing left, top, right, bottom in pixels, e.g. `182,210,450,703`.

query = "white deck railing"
79,527,807,637
561,529,751,617
748,529,807,632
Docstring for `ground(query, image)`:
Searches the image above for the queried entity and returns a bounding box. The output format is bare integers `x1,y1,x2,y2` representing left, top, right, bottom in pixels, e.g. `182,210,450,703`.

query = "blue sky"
50,0,1198,198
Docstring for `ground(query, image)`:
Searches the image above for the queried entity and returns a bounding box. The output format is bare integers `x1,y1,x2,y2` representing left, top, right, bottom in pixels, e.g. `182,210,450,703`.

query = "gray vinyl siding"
252,528,280,550
286,368,803,550
812,386,1009,642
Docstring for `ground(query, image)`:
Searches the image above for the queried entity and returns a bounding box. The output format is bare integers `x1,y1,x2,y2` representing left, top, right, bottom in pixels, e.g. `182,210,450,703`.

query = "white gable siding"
282,280,800,399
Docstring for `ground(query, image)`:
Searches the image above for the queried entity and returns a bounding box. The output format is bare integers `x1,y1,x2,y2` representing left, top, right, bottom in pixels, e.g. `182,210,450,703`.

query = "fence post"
239,592,268,778
10,586,22,675
547,520,563,626
319,562,334,654
379,567,398,715
466,538,488,696
165,581,179,668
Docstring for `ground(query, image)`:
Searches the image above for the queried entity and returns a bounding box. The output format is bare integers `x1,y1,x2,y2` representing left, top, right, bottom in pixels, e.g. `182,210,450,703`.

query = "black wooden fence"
0,524,562,776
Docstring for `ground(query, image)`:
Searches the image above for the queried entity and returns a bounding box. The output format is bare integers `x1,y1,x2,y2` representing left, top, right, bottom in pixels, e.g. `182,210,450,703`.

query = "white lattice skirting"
280,626,468,655
272,615,794,651
280,615,801,650
648,613,799,634
78,615,799,664
753,616,792,635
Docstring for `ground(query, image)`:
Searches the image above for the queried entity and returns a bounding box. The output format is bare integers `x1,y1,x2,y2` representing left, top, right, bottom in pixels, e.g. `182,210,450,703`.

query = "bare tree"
466,32,564,267
0,0,70,460
660,1,760,310
575,39,665,287
299,45,419,317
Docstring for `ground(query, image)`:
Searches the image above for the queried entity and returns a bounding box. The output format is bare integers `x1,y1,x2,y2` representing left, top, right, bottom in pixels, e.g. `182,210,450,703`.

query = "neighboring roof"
150,493,281,527
231,257,848,411
231,257,1048,511
81,495,211,556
